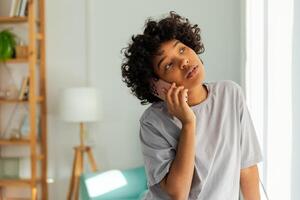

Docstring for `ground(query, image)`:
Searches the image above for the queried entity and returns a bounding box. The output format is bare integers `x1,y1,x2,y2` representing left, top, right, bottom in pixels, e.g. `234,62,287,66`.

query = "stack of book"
18,76,29,100
9,0,28,17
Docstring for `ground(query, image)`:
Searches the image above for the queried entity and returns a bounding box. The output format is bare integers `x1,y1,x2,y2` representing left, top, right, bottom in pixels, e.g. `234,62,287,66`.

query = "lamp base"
67,146,98,200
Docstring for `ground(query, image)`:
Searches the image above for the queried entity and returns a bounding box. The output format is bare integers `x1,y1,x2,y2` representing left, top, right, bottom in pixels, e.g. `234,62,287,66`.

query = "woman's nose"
180,58,189,69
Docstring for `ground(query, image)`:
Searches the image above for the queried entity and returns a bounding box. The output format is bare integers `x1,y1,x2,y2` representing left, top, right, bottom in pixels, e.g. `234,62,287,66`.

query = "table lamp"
59,87,102,200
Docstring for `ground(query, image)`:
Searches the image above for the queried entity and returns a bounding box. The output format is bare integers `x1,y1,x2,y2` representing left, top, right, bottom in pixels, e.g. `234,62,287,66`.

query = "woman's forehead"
157,39,180,53
155,39,181,59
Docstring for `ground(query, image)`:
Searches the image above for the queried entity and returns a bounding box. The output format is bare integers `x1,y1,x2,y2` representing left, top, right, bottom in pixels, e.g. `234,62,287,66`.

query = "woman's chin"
185,73,204,88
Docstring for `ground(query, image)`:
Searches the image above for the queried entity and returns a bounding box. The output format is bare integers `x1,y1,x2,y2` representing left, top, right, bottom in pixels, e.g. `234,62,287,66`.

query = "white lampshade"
59,87,102,122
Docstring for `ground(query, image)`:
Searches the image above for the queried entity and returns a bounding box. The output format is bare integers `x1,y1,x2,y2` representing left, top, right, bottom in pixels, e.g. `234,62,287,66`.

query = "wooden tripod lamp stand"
60,87,103,200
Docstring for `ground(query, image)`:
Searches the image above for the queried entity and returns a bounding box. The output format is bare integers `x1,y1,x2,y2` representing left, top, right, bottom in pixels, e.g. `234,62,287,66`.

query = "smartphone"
150,78,172,101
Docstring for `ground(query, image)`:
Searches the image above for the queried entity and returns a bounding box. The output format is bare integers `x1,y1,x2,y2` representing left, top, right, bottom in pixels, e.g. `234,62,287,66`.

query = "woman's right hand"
163,82,196,125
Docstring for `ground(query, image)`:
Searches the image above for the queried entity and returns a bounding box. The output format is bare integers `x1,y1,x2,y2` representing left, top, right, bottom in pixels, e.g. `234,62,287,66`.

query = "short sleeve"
239,87,263,169
139,120,175,187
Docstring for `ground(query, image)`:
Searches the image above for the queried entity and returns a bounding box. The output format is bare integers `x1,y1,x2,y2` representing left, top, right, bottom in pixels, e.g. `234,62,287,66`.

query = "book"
19,0,27,16
9,0,17,17
18,76,29,100
23,77,29,100
15,0,22,16
24,1,29,16
18,76,27,100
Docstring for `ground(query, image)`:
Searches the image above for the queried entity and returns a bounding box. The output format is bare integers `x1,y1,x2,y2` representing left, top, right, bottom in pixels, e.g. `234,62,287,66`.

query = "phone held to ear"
150,78,172,101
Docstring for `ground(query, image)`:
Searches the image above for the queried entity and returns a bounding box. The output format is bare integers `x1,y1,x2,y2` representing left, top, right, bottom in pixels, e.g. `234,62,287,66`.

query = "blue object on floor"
80,166,148,200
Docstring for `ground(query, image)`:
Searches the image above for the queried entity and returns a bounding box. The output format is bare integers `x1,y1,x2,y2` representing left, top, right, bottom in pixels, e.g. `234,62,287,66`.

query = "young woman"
121,11,263,200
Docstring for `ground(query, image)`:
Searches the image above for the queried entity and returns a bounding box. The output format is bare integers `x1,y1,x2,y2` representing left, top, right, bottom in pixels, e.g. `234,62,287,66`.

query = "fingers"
165,83,187,106
166,83,176,106
172,86,184,105
179,88,189,104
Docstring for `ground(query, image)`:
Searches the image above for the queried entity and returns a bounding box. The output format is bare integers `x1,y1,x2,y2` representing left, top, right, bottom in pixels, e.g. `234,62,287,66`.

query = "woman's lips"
186,65,198,79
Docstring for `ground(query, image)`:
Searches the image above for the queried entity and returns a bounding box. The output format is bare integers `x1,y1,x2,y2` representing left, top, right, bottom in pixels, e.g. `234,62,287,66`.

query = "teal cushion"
80,166,147,200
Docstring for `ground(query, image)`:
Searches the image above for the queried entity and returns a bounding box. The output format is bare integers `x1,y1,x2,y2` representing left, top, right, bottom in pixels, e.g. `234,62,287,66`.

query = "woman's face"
152,39,205,89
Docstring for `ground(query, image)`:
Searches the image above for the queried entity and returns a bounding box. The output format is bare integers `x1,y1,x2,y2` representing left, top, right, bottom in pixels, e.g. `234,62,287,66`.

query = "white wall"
46,0,242,199
46,0,87,199
87,0,242,168
291,0,300,199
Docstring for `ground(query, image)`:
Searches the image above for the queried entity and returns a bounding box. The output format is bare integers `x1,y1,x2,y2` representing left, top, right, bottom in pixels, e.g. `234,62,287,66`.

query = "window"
245,0,294,198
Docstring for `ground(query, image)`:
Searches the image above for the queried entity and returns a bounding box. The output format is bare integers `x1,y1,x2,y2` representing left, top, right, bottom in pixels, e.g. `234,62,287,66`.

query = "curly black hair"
121,11,205,105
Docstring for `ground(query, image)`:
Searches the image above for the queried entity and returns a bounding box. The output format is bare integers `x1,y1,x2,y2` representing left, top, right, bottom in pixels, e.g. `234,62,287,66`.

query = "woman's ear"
151,71,160,81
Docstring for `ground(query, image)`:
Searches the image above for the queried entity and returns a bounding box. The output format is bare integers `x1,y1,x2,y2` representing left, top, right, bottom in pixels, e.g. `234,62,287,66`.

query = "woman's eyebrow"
157,41,181,69
157,55,166,69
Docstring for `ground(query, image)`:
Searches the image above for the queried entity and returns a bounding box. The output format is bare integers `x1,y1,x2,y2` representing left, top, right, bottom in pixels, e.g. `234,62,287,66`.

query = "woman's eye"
165,63,173,70
179,47,185,53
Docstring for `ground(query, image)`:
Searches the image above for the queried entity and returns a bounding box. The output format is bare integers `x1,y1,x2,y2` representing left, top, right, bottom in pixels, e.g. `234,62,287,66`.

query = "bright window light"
245,0,267,186
246,0,294,199
267,0,293,199
85,170,128,197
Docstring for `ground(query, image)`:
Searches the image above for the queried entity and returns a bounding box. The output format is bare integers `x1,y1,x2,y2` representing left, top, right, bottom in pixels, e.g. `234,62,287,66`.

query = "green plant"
0,29,17,61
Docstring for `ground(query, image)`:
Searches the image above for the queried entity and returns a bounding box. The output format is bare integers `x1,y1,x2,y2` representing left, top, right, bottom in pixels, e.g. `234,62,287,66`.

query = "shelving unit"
0,58,29,63
0,17,28,23
0,0,48,199
0,96,44,104
0,139,30,145
0,179,32,187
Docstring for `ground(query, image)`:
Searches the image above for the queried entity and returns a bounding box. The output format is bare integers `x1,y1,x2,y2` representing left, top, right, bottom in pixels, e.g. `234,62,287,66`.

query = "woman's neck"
187,83,208,107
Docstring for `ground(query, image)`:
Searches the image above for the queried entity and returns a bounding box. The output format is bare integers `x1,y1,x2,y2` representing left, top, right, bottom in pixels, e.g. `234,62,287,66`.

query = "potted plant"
0,29,17,61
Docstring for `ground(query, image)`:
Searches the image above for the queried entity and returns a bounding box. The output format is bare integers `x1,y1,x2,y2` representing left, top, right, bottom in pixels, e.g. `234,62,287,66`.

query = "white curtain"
245,0,294,199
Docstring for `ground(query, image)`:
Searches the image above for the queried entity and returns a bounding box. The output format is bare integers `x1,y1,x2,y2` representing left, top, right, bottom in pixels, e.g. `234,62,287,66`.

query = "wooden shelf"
0,139,30,146
0,179,31,187
0,154,45,161
0,96,44,104
2,198,31,200
0,58,28,64
0,178,41,187
0,0,48,198
0,16,27,24
0,58,43,64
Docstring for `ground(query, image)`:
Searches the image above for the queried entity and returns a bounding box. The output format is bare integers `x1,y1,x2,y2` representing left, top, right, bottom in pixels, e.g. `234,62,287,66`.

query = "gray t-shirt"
139,80,263,200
